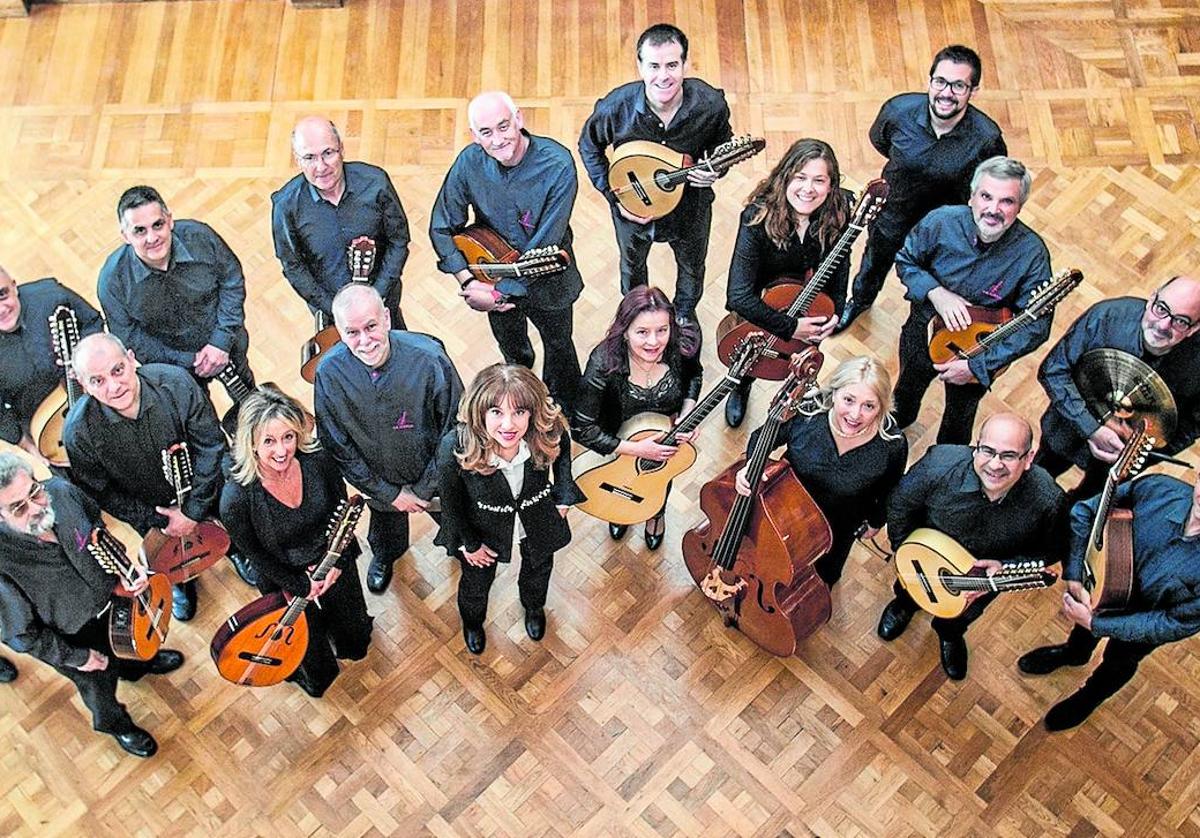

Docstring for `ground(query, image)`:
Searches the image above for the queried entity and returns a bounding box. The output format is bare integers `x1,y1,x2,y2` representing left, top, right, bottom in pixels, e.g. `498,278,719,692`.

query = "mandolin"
1081,421,1154,612
300,237,375,384
87,528,172,661
210,495,365,687
30,306,84,467
926,268,1084,365
141,442,231,584
894,528,1058,618
715,179,889,380
608,135,766,220
574,334,768,526
452,224,570,297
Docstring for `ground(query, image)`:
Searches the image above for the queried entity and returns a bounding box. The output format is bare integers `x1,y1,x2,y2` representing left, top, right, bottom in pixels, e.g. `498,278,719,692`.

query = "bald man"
1037,276,1200,500
429,91,583,413
271,116,411,324
877,412,1068,680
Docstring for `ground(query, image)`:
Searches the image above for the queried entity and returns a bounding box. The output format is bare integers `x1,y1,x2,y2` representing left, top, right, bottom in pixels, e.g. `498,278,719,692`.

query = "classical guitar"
215,363,255,444
608,135,766,220
300,237,375,384
574,334,768,526
87,528,172,661
30,305,84,467
452,224,570,294
715,179,889,380
1081,422,1154,612
211,495,365,686
141,442,231,584
927,268,1084,365
894,528,1058,618
681,348,833,656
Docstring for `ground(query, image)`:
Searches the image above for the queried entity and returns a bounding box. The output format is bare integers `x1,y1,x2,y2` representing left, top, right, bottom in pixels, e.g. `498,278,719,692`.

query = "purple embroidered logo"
74,529,88,551
393,411,415,431
518,209,534,233
983,279,1005,301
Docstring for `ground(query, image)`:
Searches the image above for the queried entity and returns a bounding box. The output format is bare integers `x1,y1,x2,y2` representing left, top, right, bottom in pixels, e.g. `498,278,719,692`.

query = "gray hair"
0,452,34,494
970,156,1032,205
72,332,130,381
331,283,386,329
467,92,519,133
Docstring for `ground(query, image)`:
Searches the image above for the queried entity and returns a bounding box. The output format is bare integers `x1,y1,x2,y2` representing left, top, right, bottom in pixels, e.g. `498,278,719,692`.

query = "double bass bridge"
701,567,746,608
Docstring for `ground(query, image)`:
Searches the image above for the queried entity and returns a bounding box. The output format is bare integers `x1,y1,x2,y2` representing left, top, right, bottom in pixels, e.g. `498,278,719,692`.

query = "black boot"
226,551,260,587
834,299,870,334
1045,686,1107,731
876,597,915,640
1018,643,1091,675
0,657,16,683
724,379,751,428
463,623,486,655
171,581,197,622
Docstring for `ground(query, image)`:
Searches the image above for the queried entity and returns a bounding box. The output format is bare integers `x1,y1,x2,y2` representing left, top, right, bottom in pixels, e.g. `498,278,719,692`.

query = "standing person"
63,333,255,620
435,364,583,655
1036,276,1200,502
314,285,463,594
573,287,702,549
1019,473,1200,730
875,413,1068,680
429,91,583,413
579,22,733,323
722,138,851,427
734,356,908,587
220,385,373,698
890,156,1053,445
838,45,1007,332
272,116,411,325
0,265,104,464
0,452,183,757
98,186,257,409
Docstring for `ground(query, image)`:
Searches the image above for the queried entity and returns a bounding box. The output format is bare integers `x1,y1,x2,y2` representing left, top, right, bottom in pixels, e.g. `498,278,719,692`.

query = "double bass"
681,348,833,656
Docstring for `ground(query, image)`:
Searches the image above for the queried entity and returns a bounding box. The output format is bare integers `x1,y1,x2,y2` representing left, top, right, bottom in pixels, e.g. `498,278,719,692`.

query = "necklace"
828,411,873,439
628,355,661,388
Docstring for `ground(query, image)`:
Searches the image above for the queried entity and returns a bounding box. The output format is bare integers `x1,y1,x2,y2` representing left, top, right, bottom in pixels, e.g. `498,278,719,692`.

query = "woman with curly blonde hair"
435,364,584,655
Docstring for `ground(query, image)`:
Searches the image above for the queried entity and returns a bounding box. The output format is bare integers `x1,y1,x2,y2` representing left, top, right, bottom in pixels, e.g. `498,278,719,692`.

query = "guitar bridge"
598,482,645,504
625,172,651,206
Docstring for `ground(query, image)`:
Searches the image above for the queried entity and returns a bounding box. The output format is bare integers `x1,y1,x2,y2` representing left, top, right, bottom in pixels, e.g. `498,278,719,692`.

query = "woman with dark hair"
219,384,373,697
723,138,853,427
572,286,703,549
435,364,583,655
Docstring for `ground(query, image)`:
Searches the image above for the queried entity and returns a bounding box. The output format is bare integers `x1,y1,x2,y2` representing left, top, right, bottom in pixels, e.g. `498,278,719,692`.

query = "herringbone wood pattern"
2,1,1200,836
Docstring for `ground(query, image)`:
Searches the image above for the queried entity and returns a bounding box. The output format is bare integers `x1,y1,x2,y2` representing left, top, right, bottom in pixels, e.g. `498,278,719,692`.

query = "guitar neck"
658,370,743,445
780,221,865,319
218,368,253,403
943,572,1051,594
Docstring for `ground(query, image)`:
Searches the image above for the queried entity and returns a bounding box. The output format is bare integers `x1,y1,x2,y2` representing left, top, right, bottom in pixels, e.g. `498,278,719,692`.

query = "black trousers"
1035,446,1109,504
890,579,999,639
488,304,582,415
366,505,441,567
814,524,859,588
611,203,713,320
258,559,374,696
1062,623,1157,704
457,540,553,628
849,225,908,307
892,309,987,445
50,614,157,735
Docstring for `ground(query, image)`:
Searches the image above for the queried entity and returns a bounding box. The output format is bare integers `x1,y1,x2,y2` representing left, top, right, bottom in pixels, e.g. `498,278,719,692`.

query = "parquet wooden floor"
2,1,1200,836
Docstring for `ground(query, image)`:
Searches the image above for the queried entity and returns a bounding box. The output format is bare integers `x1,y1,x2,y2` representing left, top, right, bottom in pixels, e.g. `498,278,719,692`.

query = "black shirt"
0,278,104,445
64,364,227,534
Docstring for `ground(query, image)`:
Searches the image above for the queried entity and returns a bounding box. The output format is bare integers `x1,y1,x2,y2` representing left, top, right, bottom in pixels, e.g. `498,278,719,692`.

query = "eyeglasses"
930,76,973,96
1148,293,1196,332
6,481,46,517
297,147,342,167
973,444,1027,464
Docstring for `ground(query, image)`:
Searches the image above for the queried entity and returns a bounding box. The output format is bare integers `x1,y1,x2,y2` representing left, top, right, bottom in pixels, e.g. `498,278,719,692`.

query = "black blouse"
724,192,854,339
572,343,704,455
748,409,908,535
219,448,361,597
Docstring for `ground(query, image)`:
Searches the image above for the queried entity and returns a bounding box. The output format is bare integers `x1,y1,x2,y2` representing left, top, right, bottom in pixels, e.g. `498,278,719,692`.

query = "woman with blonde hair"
735,356,908,586
435,364,584,655
220,384,372,697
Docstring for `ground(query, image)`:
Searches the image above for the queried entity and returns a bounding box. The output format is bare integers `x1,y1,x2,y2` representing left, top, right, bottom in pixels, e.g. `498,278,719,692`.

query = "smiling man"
579,23,733,323
313,285,463,594
876,412,1068,680
837,45,1007,332
429,91,583,413
889,156,1054,445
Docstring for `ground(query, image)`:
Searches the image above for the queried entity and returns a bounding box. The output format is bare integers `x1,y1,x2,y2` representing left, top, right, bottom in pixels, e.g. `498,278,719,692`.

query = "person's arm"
1037,311,1103,442
1091,594,1200,645
578,100,617,199
725,217,798,340
97,263,192,367
271,196,333,313
680,349,704,403
201,227,248,353
894,220,943,304
571,350,621,454
1007,484,1070,567
523,152,578,251
219,484,309,596
966,243,1054,388
867,437,910,529
64,414,166,533
411,353,465,500
428,159,473,278
1165,398,1200,457
435,431,483,555
0,579,90,669
313,371,402,504
373,175,411,302
886,450,942,546
176,377,228,521
867,100,895,158
550,426,586,507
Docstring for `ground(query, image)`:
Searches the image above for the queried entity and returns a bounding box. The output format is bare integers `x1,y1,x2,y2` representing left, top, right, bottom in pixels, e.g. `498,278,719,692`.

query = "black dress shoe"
1045,687,1105,731
876,597,915,640
525,609,546,641
144,650,184,676
366,555,394,594
113,727,158,758
463,624,486,655
608,523,628,540
939,635,969,681
171,581,197,622
1018,644,1091,676
644,514,665,551
724,384,748,428
226,551,260,587
0,656,16,684
834,299,870,334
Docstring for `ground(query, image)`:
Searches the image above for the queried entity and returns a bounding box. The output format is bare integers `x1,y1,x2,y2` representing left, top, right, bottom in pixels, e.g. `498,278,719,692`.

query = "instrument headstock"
326,495,366,553
513,245,571,276
769,347,824,422
850,179,890,228
1026,268,1084,317
726,333,770,379
47,305,81,365
1110,420,1155,484
161,442,194,499
86,527,138,583
347,237,377,279
707,135,766,168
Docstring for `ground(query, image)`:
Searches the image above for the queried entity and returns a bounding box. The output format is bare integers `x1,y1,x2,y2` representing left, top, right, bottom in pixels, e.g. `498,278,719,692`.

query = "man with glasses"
1036,276,1200,501
890,156,1053,445
876,412,1068,680
0,451,183,757
272,117,411,327
837,44,1007,332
